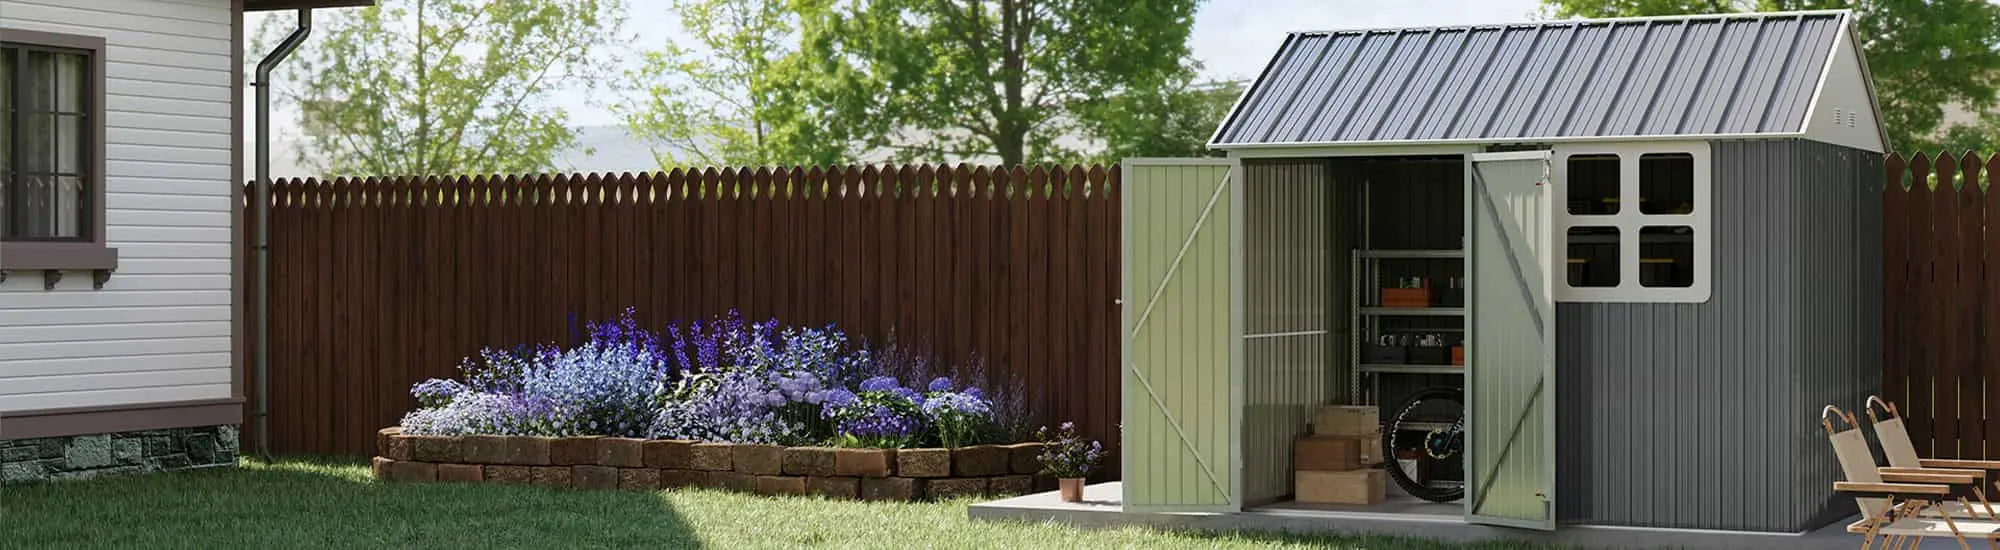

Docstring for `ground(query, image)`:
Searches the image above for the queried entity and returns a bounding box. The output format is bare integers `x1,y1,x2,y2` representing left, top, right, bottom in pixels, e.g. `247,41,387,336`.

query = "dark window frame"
0,28,117,273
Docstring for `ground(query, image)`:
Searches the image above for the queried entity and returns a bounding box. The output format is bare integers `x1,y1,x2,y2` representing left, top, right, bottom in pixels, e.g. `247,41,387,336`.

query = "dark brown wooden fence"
1884,151,2000,461
245,164,1123,469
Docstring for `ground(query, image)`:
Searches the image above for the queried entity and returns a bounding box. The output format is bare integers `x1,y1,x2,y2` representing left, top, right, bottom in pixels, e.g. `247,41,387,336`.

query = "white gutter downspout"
252,9,312,458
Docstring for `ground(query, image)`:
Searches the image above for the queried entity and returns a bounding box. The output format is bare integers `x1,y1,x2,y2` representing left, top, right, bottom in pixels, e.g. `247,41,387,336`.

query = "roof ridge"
1288,9,1850,38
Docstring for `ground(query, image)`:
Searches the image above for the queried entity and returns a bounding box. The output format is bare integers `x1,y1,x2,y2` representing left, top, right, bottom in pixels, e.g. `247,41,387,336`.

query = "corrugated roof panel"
1211,11,1851,146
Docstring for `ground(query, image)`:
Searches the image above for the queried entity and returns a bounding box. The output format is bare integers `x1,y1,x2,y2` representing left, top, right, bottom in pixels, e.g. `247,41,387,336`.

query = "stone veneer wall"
1,425,239,483
373,427,1051,501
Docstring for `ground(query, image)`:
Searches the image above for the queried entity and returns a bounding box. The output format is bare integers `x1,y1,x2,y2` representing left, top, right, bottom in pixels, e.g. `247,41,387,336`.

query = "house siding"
1554,139,1881,532
0,0,236,415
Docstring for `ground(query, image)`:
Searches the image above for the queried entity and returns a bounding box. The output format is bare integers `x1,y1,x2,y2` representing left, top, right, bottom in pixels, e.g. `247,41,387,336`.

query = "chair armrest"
1835,481,1951,496
1920,459,2000,470
1881,471,1981,485
1881,466,1986,480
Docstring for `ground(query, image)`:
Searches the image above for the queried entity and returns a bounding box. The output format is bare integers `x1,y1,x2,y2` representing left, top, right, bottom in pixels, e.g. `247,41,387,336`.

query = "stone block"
484,465,532,484
572,465,618,490
708,471,756,493
3,461,45,483
731,444,783,475
643,440,694,469
807,476,860,499
549,437,601,466
782,447,836,476
989,474,1035,495
896,448,951,478
411,435,463,463
438,463,484,482
388,461,437,483
756,475,808,496
64,435,114,469
618,468,661,491
114,438,143,465
1001,442,1043,474
187,434,221,464
384,435,415,461
833,448,893,478
951,445,1007,477
371,457,395,479
598,438,646,467
860,477,925,501
531,466,572,488
660,469,704,489
504,436,551,465
927,477,988,499
2,445,35,463
462,435,510,464
377,427,403,456
690,443,734,471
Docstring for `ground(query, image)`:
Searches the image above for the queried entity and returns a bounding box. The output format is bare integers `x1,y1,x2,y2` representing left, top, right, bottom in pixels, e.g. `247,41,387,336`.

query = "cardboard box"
1381,288,1431,308
1312,405,1379,436
1294,435,1362,471
1296,468,1385,505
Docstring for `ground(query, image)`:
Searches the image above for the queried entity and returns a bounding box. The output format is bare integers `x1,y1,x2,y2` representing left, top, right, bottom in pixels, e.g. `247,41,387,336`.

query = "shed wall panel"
0,0,237,413
1554,139,1881,532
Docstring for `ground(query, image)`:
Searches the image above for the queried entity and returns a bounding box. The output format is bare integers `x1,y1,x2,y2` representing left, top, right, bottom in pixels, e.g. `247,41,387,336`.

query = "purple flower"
824,389,858,407
927,376,953,392
962,387,984,400
411,378,467,408
859,376,900,393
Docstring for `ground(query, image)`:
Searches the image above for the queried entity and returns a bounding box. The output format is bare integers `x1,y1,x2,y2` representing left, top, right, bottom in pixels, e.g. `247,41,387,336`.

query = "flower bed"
372,428,1051,500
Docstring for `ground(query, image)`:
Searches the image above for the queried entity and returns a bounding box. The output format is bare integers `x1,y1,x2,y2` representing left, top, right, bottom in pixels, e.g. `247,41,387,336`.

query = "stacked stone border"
372,427,1051,501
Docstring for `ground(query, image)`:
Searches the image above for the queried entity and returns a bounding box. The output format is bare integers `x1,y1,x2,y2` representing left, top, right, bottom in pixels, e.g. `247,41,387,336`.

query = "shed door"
1120,159,1239,512
1466,151,1556,530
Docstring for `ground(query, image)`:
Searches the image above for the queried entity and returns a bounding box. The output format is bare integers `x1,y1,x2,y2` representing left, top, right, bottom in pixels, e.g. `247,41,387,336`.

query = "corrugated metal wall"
1240,160,1351,504
1554,139,1882,532
1121,162,1238,511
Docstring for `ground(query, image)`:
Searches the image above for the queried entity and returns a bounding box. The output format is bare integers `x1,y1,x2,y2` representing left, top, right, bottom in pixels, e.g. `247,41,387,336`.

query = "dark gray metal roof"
1211,11,1850,147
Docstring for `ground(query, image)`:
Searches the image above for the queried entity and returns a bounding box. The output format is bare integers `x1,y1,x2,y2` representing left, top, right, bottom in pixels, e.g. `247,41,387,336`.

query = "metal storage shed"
1120,10,1883,534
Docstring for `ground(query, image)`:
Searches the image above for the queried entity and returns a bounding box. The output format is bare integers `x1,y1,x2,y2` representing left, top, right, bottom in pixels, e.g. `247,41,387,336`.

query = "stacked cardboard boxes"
1295,405,1386,505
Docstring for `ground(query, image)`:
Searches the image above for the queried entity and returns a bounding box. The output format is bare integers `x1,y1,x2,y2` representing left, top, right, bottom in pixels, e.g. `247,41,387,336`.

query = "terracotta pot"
1058,477,1085,503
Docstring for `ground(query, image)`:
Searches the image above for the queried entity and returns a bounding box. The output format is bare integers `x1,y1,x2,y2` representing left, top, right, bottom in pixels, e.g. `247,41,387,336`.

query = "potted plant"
1037,422,1102,503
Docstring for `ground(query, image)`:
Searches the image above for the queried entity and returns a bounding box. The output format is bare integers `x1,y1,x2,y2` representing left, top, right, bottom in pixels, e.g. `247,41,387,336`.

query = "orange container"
1381,288,1431,308
1450,346,1465,366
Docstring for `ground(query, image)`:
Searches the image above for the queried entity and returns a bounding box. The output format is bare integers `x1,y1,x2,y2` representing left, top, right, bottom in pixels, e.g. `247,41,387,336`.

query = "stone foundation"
373,426,1048,501
1,425,239,483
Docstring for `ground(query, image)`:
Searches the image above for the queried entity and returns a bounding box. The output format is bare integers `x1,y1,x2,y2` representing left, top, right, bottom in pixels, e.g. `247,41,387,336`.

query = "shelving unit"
1350,248,1467,405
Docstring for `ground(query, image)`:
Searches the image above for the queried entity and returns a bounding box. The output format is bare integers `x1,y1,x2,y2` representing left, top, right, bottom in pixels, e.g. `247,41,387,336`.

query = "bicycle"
1382,385,1465,503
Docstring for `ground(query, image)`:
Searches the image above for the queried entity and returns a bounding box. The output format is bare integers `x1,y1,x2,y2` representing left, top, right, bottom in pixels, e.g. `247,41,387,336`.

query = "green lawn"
0,458,1559,549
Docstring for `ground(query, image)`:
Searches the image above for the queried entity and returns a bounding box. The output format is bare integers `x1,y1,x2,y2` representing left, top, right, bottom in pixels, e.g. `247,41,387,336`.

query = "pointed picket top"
1027,165,1050,200
967,165,989,200
1911,153,1933,191
314,177,333,209
786,166,810,200
1887,152,1907,192
1938,151,1961,191
1958,152,1984,196
859,165,881,199
1988,152,2000,189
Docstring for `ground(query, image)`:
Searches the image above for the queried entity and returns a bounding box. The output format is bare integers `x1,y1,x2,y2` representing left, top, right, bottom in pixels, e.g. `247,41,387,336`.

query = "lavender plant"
1037,422,1104,479
403,309,672,437
648,311,861,445
919,376,993,448
822,377,927,448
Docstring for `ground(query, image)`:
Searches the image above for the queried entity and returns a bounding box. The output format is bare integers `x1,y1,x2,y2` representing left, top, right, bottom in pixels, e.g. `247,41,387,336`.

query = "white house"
0,0,368,482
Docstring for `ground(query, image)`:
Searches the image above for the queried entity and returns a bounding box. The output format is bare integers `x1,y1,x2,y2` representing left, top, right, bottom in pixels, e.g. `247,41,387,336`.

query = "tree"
794,0,1203,166
1073,77,1240,163
257,0,625,176
619,0,850,168
1540,0,2000,152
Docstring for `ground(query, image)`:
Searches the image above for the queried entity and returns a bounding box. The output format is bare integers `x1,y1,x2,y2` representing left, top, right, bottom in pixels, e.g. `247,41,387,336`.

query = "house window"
1553,143,1710,302
0,28,116,278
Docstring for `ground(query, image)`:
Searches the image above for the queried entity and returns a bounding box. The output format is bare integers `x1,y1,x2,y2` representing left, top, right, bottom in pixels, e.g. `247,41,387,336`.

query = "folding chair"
1826,405,2000,550
1867,396,1999,520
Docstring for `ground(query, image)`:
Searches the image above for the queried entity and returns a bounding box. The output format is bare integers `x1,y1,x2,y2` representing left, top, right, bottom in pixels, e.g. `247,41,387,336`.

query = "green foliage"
793,0,1205,165
257,0,626,176
1073,77,1238,163
1934,113,2000,153
619,0,850,167
1540,0,2000,152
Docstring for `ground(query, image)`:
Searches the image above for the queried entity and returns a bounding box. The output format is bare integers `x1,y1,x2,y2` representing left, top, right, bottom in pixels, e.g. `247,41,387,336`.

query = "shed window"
1554,143,1710,302
0,29,117,278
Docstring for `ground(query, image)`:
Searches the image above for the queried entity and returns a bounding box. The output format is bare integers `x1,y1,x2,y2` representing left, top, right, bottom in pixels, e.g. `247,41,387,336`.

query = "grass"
0,457,1562,549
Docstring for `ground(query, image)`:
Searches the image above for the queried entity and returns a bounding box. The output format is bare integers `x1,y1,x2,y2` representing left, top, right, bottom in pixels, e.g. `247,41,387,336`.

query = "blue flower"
824,389,858,407
927,376,953,392
859,375,900,393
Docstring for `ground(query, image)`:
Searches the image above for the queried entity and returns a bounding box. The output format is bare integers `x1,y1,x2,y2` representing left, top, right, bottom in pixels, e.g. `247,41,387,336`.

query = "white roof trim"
1212,132,1810,150
1284,9,1853,38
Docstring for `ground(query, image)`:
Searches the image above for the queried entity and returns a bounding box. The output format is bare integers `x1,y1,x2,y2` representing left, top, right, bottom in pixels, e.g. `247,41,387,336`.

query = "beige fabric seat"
1868,396,2000,520
1826,405,2000,550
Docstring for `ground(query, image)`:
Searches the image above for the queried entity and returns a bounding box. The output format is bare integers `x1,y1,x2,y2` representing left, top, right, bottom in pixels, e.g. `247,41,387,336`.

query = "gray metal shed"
1118,9,1883,534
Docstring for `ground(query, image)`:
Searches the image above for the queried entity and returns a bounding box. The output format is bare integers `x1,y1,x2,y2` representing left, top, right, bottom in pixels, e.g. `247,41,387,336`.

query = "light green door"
1466,151,1557,530
1121,159,1240,512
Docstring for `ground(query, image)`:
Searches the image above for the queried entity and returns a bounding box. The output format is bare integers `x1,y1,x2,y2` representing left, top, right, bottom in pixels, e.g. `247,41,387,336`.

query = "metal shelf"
1388,421,1460,432
1359,364,1465,375
1358,249,1464,259
1360,307,1465,317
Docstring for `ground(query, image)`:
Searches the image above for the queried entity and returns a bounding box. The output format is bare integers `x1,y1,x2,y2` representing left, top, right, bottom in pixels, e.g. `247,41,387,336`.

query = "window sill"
0,241,119,289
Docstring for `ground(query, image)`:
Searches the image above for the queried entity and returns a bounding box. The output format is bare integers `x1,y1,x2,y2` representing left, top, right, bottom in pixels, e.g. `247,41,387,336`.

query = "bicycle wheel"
1382,386,1465,503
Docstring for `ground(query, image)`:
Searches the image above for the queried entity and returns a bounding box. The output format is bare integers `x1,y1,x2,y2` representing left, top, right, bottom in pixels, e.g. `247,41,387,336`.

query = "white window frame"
1552,141,1711,303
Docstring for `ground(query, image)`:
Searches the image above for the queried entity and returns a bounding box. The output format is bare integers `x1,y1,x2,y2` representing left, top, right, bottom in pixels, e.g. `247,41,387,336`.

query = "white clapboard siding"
0,0,236,413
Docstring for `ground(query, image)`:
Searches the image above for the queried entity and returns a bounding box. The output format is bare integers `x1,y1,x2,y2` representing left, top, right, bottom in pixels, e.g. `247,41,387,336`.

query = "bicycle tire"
1382,385,1466,503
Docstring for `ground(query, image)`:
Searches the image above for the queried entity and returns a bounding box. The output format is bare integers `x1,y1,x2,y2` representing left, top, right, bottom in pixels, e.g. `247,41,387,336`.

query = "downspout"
252,9,312,458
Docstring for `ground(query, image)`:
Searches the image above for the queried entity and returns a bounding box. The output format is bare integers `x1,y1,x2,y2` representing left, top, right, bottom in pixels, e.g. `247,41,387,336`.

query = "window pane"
1566,154,1619,215
1567,226,1619,287
23,50,54,113
10,175,83,239
21,112,53,173
1640,153,1694,214
2,48,11,174
1640,226,1695,287
56,114,83,174
54,52,84,113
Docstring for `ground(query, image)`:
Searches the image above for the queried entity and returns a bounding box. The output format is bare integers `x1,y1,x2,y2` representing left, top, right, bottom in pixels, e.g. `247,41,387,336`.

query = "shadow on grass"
1177,528,1574,550
0,456,698,549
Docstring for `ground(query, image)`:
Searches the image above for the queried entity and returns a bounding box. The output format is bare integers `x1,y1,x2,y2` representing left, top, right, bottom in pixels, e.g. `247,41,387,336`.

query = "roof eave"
1210,131,1813,151
243,0,375,11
